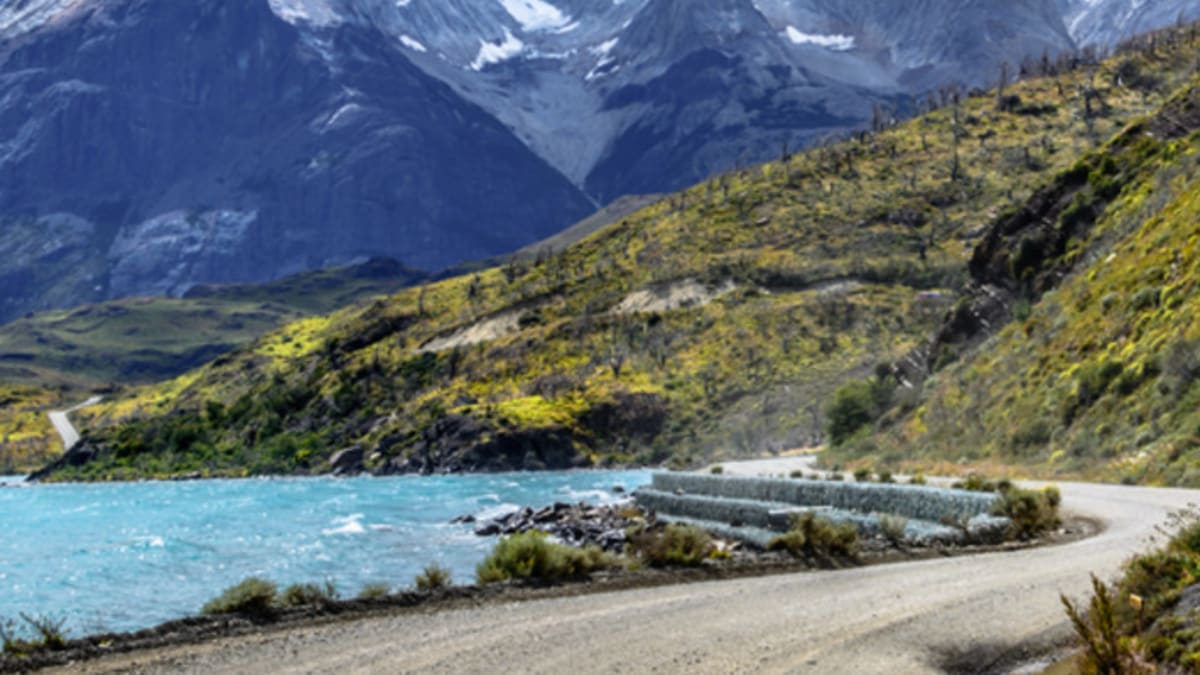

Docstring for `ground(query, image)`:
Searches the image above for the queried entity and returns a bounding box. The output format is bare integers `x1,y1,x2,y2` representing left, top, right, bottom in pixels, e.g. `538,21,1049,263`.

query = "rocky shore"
463,502,652,553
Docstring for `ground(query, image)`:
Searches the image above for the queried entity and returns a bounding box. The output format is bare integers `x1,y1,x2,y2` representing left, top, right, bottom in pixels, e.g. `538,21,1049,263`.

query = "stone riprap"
635,473,1010,546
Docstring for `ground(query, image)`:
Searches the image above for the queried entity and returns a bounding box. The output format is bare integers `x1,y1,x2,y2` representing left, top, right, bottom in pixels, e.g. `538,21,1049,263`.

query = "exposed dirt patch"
418,311,523,353
612,279,735,315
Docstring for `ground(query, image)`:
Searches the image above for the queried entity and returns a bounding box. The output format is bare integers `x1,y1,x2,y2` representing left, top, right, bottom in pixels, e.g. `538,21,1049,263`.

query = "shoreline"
0,514,1097,674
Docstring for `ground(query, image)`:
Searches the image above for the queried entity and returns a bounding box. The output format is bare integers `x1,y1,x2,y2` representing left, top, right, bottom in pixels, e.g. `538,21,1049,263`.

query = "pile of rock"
461,502,654,553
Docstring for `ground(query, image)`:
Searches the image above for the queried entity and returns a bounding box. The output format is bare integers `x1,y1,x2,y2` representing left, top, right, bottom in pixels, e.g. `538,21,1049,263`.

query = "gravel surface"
45,460,1200,675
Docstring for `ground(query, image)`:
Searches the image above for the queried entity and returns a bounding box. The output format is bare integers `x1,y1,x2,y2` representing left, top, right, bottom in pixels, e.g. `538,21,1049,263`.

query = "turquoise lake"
0,470,651,634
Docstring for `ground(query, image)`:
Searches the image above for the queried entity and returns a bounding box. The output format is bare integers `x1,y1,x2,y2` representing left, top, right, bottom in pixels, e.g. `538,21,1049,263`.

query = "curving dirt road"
51,471,1200,675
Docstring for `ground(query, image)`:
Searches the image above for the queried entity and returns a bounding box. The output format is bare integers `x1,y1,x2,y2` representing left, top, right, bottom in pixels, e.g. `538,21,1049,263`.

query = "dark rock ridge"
0,0,592,323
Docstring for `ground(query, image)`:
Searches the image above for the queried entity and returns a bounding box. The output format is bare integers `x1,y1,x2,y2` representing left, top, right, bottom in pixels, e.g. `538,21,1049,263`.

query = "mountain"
0,0,593,324
1061,0,1200,47
0,0,1193,326
27,26,1198,482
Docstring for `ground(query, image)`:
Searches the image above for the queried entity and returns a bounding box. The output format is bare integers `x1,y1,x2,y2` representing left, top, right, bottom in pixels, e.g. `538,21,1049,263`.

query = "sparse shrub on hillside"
477,532,614,583
710,465,724,474
854,467,872,482
909,473,927,485
201,577,278,619
768,512,859,559
415,564,452,591
628,523,714,568
1062,514,1200,672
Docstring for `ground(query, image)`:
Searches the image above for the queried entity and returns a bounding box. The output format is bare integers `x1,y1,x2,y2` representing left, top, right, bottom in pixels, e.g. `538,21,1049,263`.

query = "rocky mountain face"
0,0,593,322
0,0,1190,323
1060,0,1200,47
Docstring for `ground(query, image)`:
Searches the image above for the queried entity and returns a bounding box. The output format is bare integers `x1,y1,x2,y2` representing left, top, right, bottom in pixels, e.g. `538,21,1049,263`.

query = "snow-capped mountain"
1061,0,1200,47
0,0,1192,322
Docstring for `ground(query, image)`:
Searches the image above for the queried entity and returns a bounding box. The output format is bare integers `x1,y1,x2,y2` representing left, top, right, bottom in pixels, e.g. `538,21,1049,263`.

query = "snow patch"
269,0,341,27
470,28,525,71
497,0,572,32
590,37,619,57
400,34,427,52
784,26,855,51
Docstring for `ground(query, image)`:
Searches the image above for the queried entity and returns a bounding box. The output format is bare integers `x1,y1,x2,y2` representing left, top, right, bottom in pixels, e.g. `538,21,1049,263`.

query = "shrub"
768,512,859,559
415,564,452,591
477,532,613,583
992,485,1061,539
357,583,391,600
1062,575,1142,673
355,581,388,595
955,473,997,492
710,465,725,474
201,577,278,619
880,514,908,544
853,467,872,482
909,473,927,485
0,614,68,655
279,580,338,608
789,470,805,479
628,523,714,568
877,470,894,484
827,381,879,446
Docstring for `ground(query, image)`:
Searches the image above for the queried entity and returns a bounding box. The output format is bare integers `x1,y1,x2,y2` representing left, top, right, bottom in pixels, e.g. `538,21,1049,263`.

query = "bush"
357,583,391,600
853,467,872,482
768,512,859,559
201,577,278,619
880,514,908,544
877,470,894,484
710,465,725,474
954,473,997,492
827,381,878,446
415,564,452,591
0,614,68,655
279,580,338,608
628,523,714,568
1062,575,1142,674
909,472,927,485
992,485,1061,539
476,532,613,583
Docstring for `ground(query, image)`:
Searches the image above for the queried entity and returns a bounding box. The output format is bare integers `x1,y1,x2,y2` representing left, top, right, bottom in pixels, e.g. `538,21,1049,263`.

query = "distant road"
55,459,1200,675
47,396,102,451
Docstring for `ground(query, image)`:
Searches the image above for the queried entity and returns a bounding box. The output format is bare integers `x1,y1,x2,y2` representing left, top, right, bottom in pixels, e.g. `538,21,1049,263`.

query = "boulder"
328,445,365,475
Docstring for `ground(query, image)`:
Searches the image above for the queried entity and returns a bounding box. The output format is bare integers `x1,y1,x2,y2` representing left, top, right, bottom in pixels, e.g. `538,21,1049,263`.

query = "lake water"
0,470,651,635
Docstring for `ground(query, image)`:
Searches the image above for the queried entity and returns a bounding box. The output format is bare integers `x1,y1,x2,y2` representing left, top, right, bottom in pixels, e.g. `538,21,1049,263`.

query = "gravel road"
46,396,102,451
49,468,1200,675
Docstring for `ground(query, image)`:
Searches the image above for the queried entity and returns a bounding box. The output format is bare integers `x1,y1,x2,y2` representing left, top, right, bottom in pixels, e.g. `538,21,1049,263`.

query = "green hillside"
34,25,1200,481
829,72,1200,484
0,258,423,472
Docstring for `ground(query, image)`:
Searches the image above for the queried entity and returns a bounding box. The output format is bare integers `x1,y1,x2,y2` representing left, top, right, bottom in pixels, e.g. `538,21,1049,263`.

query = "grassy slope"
827,34,1200,484
0,259,423,472
40,31,1200,481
